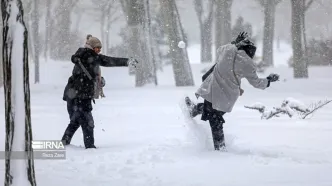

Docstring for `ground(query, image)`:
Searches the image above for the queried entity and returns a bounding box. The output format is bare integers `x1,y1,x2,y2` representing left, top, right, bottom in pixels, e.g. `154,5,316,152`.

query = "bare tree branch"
206,0,214,22
194,0,203,23
305,0,314,12
302,100,331,119
245,99,331,120
275,0,283,5
120,0,130,17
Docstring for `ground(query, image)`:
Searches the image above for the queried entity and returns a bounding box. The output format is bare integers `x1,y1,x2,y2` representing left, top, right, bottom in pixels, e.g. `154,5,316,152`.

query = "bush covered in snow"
245,98,331,120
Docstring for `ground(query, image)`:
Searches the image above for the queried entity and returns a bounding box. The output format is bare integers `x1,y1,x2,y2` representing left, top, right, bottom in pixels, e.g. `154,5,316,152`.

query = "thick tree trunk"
127,0,153,87
32,0,40,83
2,0,37,185
220,0,232,46
214,1,222,54
194,0,213,63
160,0,194,86
262,2,276,67
214,0,233,58
201,17,213,63
0,9,2,87
291,0,308,78
50,0,72,60
44,0,51,61
145,0,158,85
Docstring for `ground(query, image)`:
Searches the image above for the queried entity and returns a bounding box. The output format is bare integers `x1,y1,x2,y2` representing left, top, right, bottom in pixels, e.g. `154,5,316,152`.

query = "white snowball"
178,41,186,48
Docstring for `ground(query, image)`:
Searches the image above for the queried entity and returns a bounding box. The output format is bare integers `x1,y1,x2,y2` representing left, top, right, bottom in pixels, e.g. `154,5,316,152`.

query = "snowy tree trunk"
2,0,37,185
160,0,194,86
291,0,308,78
262,2,276,67
0,10,3,87
50,0,72,60
32,0,40,83
194,0,213,63
173,1,194,85
201,19,213,63
214,0,233,58
127,0,153,87
100,10,106,54
44,0,51,61
220,0,233,46
145,0,158,85
105,3,112,56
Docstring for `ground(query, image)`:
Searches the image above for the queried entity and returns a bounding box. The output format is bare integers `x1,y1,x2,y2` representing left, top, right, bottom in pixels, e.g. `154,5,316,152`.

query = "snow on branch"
244,98,331,120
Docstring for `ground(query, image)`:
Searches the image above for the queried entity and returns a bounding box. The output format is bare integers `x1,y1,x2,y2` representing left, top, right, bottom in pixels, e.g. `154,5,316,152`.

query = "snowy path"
1,64,332,185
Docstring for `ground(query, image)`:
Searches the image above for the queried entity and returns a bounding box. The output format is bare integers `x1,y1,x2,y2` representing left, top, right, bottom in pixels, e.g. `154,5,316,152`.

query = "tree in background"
159,0,194,86
31,0,40,83
232,16,255,42
1,0,36,185
120,0,154,87
49,0,81,61
194,0,214,63
214,0,233,59
91,0,121,55
291,0,314,78
255,0,283,67
44,0,52,61
0,10,2,87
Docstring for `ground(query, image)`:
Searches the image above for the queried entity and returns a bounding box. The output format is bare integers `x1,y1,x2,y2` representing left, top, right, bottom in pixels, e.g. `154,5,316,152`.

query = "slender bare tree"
214,0,233,58
0,10,2,87
159,0,194,86
31,0,40,83
255,0,283,67
194,0,214,63
145,0,158,85
44,0,52,61
2,0,36,185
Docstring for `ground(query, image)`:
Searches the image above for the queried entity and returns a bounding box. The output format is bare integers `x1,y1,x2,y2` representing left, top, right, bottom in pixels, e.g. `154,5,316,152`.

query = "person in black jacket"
61,36,138,149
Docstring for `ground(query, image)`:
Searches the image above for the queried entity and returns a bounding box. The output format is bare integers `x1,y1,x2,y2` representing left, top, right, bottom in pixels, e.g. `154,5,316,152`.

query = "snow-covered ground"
0,44,332,186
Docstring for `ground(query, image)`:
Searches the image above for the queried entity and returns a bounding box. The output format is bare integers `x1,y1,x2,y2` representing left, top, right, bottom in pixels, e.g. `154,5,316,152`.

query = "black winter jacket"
63,47,129,101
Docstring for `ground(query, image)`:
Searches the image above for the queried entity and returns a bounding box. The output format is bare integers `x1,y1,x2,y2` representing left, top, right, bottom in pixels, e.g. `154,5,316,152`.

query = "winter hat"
86,36,102,48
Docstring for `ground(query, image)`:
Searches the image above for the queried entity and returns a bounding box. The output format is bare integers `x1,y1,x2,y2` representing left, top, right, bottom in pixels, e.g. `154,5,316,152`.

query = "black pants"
61,99,95,148
190,100,226,150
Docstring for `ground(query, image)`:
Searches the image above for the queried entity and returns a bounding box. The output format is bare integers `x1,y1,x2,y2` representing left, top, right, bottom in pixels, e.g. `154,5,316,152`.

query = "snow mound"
282,97,310,113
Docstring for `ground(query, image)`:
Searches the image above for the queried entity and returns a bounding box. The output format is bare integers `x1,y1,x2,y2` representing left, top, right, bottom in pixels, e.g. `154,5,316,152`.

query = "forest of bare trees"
0,0,331,88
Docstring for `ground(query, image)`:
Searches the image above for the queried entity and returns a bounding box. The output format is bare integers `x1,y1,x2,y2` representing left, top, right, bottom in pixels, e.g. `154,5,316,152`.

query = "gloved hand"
267,73,280,82
231,32,248,45
128,57,138,68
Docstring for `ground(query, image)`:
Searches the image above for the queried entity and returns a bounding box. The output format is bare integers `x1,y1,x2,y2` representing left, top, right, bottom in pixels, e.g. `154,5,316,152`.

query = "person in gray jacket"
185,32,279,151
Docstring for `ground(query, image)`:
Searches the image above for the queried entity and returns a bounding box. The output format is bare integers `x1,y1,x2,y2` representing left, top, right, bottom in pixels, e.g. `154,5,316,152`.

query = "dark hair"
235,38,256,59
239,45,256,59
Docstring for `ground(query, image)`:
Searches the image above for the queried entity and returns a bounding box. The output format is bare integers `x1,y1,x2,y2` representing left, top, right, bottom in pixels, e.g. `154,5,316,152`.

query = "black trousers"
191,100,226,150
61,99,95,148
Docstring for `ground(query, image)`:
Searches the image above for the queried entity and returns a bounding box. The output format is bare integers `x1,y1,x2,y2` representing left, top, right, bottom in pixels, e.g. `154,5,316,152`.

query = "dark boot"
61,122,80,145
185,97,203,118
209,119,226,151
